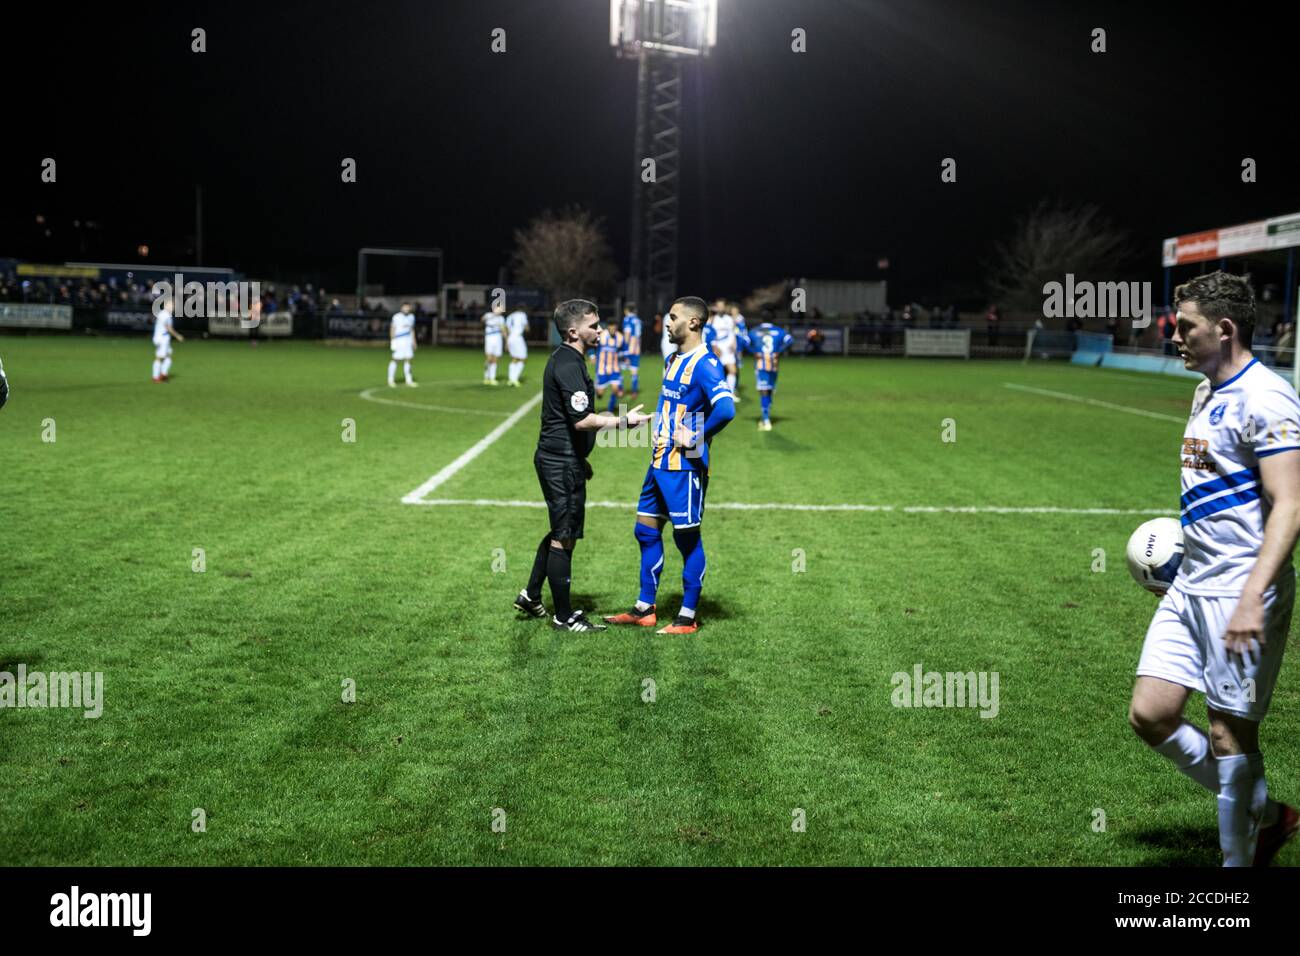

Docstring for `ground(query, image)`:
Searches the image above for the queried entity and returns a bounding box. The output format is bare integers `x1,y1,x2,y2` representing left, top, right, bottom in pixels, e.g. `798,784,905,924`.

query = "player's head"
493,301,506,315
667,296,708,345
606,314,620,330
624,302,637,315
400,302,412,314
1173,271,1256,372
728,303,741,316
554,298,601,348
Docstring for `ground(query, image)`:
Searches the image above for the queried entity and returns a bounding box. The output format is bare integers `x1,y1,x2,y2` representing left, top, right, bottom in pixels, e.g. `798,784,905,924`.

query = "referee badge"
570,391,589,412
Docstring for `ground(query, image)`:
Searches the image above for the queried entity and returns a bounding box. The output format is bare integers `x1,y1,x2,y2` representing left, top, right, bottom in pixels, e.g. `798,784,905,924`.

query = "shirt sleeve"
1245,386,1300,459
555,358,592,422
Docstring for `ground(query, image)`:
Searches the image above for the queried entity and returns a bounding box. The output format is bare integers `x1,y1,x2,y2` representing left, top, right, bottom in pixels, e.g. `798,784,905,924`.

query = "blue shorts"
637,466,709,530
756,370,778,391
620,354,640,370
596,372,622,389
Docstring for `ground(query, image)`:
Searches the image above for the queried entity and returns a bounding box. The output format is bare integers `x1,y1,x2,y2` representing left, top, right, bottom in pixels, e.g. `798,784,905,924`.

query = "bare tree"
987,200,1133,311
511,207,617,303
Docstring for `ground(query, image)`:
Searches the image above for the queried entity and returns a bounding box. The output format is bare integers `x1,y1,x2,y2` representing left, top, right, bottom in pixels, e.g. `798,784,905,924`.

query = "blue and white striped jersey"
1179,358,1300,595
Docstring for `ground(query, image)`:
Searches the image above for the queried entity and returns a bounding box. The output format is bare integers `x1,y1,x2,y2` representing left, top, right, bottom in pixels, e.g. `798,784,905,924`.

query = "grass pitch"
1,335,1296,865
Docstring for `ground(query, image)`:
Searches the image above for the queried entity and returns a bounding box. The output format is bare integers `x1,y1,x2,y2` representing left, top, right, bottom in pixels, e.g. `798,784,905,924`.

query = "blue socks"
673,527,706,614
634,522,665,606
760,393,772,421
608,390,618,413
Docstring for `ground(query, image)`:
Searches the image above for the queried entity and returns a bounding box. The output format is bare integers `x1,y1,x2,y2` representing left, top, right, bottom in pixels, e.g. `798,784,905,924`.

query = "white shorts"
507,336,527,360
714,344,736,367
153,339,172,359
484,338,503,358
1137,576,1294,720
391,340,414,361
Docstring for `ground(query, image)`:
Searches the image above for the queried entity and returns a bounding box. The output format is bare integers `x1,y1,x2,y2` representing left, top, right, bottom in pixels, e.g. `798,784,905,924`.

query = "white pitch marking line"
1003,382,1185,423
401,391,544,504
359,387,509,418
406,497,1174,516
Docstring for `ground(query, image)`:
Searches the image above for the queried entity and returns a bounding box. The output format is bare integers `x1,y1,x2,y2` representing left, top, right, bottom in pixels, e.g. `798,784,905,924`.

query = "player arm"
169,321,184,342
1239,451,1300,604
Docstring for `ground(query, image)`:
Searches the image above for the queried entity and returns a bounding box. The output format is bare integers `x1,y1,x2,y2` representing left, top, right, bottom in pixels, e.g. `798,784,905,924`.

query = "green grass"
1,335,1296,865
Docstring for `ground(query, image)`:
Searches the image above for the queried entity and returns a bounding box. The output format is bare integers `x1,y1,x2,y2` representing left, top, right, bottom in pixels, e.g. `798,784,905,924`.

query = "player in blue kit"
620,303,643,396
592,315,626,413
745,321,793,431
604,296,736,634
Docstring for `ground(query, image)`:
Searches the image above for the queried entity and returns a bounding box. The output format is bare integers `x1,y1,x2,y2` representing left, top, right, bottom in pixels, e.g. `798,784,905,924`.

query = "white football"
1126,517,1184,595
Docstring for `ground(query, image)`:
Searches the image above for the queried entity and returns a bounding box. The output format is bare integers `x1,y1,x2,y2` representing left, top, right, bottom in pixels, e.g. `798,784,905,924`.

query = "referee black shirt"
537,345,596,459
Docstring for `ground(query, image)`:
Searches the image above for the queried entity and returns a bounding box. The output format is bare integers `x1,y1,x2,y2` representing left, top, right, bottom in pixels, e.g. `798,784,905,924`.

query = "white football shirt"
506,310,529,339
711,314,736,346
483,312,505,340
153,310,173,344
391,312,415,340
1178,358,1300,595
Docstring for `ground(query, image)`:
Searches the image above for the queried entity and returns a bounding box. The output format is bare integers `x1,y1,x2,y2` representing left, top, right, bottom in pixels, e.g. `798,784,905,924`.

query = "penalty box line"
401,391,543,504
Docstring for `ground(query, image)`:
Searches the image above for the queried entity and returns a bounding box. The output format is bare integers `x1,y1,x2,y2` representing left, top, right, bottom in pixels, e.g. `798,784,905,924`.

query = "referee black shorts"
534,450,589,540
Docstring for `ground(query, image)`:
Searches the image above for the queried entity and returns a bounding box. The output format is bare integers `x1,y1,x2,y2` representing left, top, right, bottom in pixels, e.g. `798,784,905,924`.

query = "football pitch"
2,336,1296,866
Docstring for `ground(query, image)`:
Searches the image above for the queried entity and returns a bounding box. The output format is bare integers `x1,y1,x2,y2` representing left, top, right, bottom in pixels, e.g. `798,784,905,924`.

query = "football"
1126,517,1184,595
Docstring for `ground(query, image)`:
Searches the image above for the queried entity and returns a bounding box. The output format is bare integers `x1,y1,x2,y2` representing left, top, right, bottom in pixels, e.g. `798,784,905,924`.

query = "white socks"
152,360,161,378
486,361,498,380
387,360,397,385
1217,754,1263,866
726,372,736,391
508,361,522,383
403,361,413,383
161,357,172,376
1155,722,1218,793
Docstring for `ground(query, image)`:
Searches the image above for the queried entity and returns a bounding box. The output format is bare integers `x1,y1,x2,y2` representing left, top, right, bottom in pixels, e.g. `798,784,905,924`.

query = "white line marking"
1003,383,1185,423
359,387,508,417
401,391,543,504
406,497,1173,516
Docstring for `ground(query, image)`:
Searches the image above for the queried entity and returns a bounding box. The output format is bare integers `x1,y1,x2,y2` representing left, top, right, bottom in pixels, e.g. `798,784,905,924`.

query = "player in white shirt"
1129,272,1300,866
729,303,748,399
658,312,675,361
482,303,506,385
151,300,184,382
707,300,739,398
388,303,417,387
505,306,530,387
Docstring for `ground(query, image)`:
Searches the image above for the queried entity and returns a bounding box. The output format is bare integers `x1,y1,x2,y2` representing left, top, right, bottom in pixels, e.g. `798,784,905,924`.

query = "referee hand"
625,404,652,427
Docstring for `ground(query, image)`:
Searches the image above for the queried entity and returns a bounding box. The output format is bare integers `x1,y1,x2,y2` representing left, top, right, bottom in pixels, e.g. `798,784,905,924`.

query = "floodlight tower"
611,0,718,313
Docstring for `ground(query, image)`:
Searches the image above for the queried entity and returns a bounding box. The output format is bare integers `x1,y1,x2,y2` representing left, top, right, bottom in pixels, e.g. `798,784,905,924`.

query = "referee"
514,299,651,631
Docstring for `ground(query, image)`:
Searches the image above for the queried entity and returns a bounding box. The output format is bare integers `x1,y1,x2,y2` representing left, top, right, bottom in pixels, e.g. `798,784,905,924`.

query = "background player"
151,298,184,382
745,319,793,431
592,315,626,413
505,304,530,387
707,299,740,400
621,302,643,395
482,302,505,385
658,311,675,361
730,303,748,400
1128,272,1300,867
604,296,735,635
388,302,417,387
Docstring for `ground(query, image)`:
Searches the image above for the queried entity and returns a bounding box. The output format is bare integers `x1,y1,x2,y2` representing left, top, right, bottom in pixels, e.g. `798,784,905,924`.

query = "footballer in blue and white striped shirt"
1130,271,1300,866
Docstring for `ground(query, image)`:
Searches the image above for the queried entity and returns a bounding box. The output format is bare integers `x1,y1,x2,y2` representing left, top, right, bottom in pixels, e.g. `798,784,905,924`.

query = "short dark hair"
1174,271,1256,347
672,296,708,326
553,298,597,335
624,301,637,313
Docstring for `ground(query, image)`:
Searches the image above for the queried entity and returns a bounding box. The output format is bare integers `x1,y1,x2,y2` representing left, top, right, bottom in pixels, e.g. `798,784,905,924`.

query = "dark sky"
3,0,1298,303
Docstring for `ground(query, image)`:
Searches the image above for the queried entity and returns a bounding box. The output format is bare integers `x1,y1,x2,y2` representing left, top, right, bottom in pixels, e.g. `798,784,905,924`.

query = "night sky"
3,0,1298,303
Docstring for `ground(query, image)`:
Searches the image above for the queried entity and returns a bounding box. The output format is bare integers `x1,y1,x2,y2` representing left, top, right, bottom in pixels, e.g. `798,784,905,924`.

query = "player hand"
1224,592,1266,664
672,421,697,448
624,404,652,427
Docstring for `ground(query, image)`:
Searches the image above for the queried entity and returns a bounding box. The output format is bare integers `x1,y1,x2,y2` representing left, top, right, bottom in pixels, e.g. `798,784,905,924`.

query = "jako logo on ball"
1126,517,1184,595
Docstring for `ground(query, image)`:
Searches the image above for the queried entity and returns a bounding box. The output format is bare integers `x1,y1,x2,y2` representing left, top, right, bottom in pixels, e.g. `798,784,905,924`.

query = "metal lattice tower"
613,1,717,313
